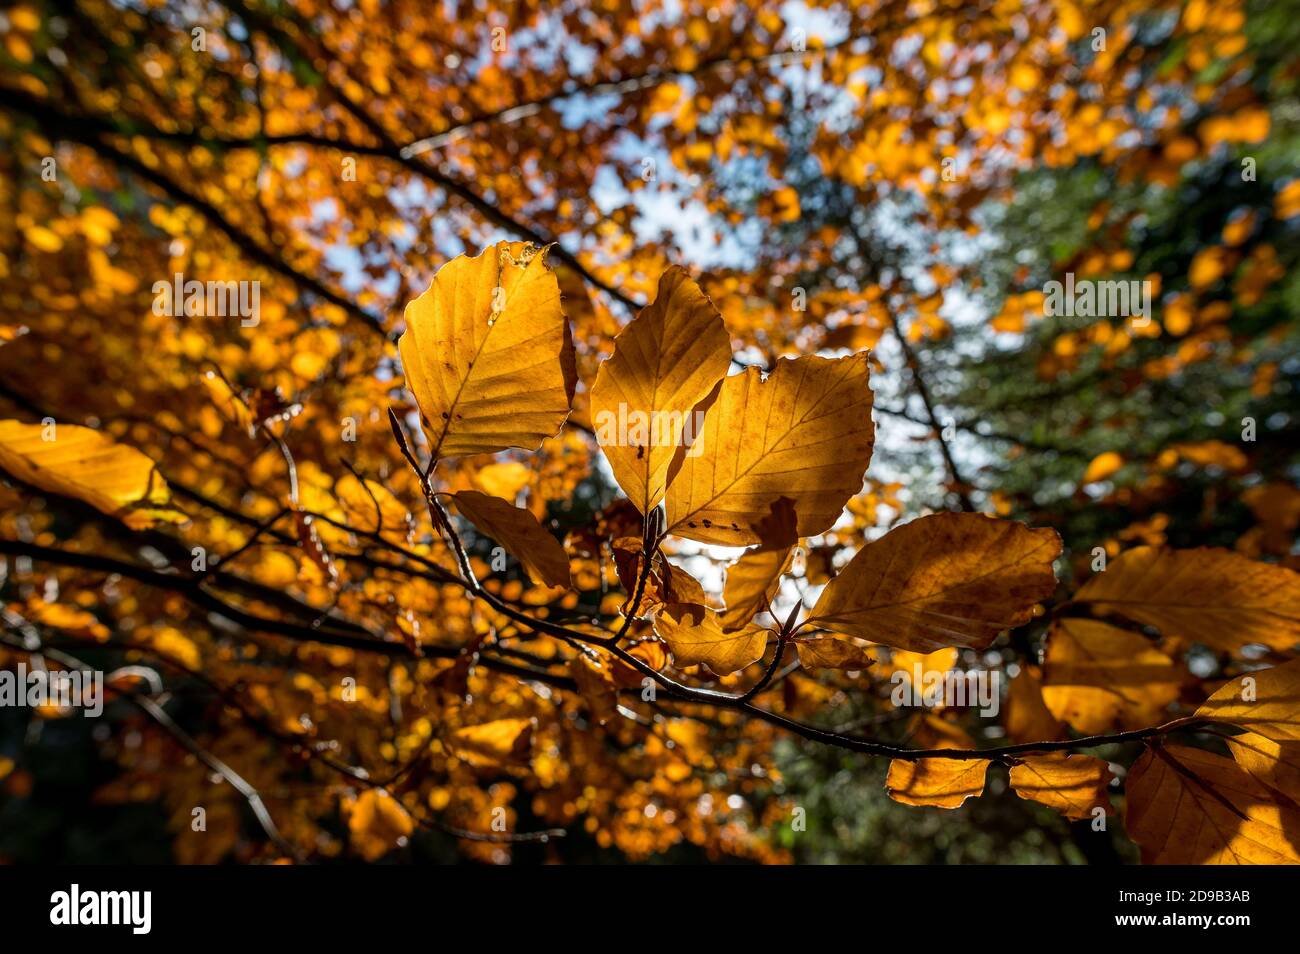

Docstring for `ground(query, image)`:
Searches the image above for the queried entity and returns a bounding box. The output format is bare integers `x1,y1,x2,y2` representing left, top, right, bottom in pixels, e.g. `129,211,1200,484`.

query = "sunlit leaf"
0,419,183,529
806,513,1060,653
399,242,577,459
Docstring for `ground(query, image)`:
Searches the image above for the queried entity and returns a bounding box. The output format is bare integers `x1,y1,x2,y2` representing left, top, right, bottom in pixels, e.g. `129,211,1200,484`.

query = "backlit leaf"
1194,658,1300,742
886,757,989,809
1074,547,1300,652
1041,618,1182,734
806,512,1060,654
399,242,577,459
794,636,873,670
448,717,535,769
664,353,874,546
452,489,571,588
348,789,414,862
1009,753,1112,819
589,267,731,514
1125,745,1300,864
720,497,797,631
0,419,183,529
653,602,768,676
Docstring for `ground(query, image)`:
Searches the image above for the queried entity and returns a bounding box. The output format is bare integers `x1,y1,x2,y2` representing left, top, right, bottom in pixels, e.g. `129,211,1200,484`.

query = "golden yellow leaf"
24,598,110,642
882,647,959,681
1225,731,1300,802
1009,753,1112,819
664,353,874,546
399,242,576,459
452,490,570,588
720,497,798,631
448,717,534,768
0,419,182,529
200,370,253,435
348,789,414,862
653,602,768,676
568,651,619,726
611,540,706,617
886,757,988,809
471,461,532,500
720,549,789,628
794,636,873,670
335,473,409,534
1194,658,1300,742
1041,618,1181,734
805,512,1060,654
1074,547,1300,652
1082,450,1123,483
589,266,731,514
1125,745,1300,864
1004,665,1066,743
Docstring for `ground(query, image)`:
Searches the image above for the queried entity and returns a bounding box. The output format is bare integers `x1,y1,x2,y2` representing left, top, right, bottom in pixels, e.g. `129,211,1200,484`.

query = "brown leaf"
1125,745,1300,864
806,512,1060,653
1074,547,1300,652
1009,753,1112,819
653,602,768,676
452,489,571,587
794,636,873,670
1041,618,1181,734
589,266,731,514
886,758,989,809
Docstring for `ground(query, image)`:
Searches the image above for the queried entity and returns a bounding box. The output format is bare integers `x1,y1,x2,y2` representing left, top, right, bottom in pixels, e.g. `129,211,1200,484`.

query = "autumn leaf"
805,512,1060,654
3,0,1293,867
398,242,577,459
794,636,873,670
448,718,535,769
1004,666,1066,743
452,489,571,588
568,650,620,726
882,647,960,682
720,496,798,631
609,639,669,689
1082,450,1123,483
0,419,183,529
886,758,989,809
1009,753,1112,819
653,602,769,676
348,789,414,862
1074,547,1300,652
1040,618,1182,734
1224,732,1300,803
611,538,707,617
334,472,410,534
1194,658,1300,742
1124,745,1300,864
589,266,731,514
664,353,875,546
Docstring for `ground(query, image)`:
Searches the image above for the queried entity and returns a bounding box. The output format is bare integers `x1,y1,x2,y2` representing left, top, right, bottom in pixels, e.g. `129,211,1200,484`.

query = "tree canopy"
1,0,1297,864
